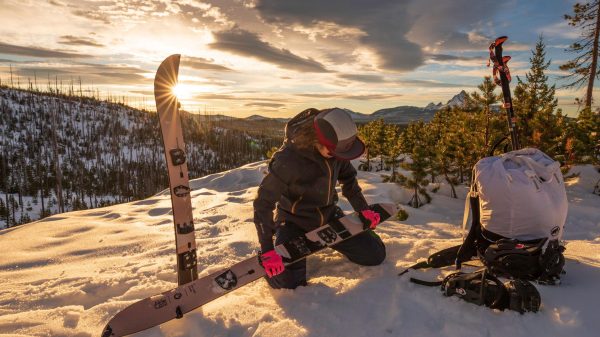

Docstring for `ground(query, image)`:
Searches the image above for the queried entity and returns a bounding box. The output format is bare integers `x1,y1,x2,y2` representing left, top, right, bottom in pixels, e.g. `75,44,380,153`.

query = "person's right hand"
261,250,285,278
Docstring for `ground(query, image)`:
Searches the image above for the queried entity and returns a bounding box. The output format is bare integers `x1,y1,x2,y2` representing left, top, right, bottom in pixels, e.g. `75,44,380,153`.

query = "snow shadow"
148,207,172,217
131,198,162,206
148,309,248,337
269,259,600,337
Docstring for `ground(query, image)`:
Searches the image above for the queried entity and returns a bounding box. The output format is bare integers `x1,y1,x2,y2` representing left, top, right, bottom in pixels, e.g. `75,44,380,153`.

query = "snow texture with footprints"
0,161,599,337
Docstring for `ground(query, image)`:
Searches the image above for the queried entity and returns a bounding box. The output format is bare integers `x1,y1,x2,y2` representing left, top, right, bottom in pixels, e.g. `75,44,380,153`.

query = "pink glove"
361,209,381,229
261,250,284,278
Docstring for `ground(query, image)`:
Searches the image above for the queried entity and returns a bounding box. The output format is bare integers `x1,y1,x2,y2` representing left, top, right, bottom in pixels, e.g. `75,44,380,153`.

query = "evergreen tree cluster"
358,37,599,208
0,86,283,227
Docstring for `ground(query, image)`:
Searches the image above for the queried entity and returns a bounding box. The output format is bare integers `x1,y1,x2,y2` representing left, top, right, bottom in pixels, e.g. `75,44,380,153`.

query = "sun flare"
172,83,193,99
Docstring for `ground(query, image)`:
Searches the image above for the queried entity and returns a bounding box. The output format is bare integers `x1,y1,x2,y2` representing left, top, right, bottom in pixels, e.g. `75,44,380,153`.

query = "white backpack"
465,148,568,241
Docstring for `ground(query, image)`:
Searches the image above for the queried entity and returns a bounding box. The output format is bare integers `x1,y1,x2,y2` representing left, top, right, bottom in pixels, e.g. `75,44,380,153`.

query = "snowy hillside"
0,87,282,227
0,161,599,337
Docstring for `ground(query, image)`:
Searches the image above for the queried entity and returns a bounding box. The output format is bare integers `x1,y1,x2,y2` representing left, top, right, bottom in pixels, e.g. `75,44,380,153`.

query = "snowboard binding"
440,269,541,314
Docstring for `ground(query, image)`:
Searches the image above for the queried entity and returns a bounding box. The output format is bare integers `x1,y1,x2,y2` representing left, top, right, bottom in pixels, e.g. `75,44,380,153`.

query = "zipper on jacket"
291,195,303,214
317,207,324,227
324,159,332,204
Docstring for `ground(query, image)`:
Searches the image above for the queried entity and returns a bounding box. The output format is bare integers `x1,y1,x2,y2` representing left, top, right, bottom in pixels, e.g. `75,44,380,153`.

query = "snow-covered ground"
0,161,598,337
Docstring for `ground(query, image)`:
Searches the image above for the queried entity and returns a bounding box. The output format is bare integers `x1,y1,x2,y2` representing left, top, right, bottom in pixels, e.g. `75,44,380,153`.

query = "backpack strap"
461,182,478,240
409,278,443,287
397,245,463,276
455,180,481,268
399,173,482,276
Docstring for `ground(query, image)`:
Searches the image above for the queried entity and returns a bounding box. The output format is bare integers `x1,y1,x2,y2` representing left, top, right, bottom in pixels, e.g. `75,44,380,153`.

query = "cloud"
209,27,329,73
427,54,483,62
538,21,580,40
338,74,386,83
405,0,499,50
58,35,105,47
68,1,181,26
194,93,291,103
0,42,93,58
317,48,360,65
10,63,149,85
72,9,112,25
425,53,488,67
194,93,237,100
182,56,233,72
296,92,399,100
254,0,506,71
128,89,153,95
244,102,285,108
396,79,466,88
48,0,67,6
345,93,400,100
295,93,340,99
255,0,424,72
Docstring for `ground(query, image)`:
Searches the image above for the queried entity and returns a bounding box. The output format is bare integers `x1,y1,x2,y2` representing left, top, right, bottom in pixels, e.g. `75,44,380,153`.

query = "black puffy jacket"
253,143,369,252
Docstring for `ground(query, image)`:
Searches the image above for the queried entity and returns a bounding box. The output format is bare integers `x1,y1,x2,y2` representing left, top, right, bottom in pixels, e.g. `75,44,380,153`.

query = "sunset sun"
171,83,192,99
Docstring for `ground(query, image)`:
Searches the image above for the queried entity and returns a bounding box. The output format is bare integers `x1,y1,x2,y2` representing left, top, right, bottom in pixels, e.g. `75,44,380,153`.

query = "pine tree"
427,108,450,185
552,110,574,166
514,36,561,155
358,122,374,171
382,124,404,182
466,76,503,154
432,111,466,199
0,199,6,222
560,0,600,109
358,119,385,171
399,121,431,208
436,132,461,198
372,119,387,171
570,107,600,163
445,109,479,183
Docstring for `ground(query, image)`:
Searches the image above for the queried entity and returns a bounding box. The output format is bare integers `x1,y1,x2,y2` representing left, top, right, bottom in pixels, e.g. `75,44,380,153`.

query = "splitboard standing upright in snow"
154,54,198,285
101,203,397,337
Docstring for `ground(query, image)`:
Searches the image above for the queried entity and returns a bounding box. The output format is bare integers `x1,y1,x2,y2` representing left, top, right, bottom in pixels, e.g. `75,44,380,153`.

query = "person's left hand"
360,209,381,229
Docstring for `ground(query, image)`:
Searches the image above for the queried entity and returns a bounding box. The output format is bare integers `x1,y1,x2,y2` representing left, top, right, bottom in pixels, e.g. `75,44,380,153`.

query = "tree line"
0,86,283,227
358,37,599,208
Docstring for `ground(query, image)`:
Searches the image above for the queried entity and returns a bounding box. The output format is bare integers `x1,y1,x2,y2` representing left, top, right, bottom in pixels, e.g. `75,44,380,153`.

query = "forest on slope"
0,86,284,227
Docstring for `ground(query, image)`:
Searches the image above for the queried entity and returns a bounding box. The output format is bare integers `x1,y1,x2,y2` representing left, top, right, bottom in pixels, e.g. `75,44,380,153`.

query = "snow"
0,161,599,337
445,90,468,108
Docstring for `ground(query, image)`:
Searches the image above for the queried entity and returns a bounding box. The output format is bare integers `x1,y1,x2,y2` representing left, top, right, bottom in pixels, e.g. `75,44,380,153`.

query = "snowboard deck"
154,54,198,285
101,203,396,337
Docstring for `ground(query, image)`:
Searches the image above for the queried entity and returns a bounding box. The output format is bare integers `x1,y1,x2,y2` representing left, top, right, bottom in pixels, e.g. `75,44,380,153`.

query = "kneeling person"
253,108,386,289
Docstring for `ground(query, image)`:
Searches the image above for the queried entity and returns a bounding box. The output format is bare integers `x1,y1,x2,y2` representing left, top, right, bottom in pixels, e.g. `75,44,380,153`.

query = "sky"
0,0,591,118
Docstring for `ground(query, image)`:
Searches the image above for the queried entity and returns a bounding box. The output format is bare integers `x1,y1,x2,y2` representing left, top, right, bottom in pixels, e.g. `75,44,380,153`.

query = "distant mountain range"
366,90,469,124
245,90,469,124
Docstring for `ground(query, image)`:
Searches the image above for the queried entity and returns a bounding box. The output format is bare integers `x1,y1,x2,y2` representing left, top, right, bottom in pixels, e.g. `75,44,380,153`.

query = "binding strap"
408,269,540,313
398,245,462,276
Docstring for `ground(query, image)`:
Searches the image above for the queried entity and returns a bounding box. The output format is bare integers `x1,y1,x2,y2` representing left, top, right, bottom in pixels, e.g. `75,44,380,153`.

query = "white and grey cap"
313,108,365,160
